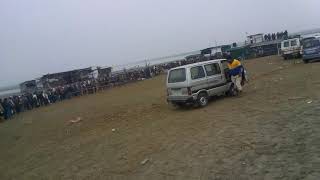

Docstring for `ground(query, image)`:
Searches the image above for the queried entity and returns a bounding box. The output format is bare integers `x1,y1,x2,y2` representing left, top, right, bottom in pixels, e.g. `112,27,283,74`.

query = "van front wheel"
197,93,208,107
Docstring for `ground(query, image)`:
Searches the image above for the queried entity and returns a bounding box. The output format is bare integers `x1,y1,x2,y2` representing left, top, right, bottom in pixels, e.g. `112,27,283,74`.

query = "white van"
166,59,238,107
281,38,301,59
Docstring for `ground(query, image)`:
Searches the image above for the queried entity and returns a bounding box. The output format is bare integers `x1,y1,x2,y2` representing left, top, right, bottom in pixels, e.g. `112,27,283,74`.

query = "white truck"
280,38,302,59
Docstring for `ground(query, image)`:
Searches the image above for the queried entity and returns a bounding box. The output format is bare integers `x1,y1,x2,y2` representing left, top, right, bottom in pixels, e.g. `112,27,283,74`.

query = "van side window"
221,60,229,69
204,63,221,76
190,66,205,80
168,68,186,83
291,40,297,46
284,41,289,47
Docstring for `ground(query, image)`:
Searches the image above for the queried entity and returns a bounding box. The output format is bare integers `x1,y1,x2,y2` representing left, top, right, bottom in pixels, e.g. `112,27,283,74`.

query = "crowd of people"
109,65,162,85
264,30,288,41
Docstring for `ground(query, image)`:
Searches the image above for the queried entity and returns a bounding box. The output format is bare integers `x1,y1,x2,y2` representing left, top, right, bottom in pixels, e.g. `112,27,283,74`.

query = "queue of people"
0,59,212,121
0,65,166,120
0,80,99,120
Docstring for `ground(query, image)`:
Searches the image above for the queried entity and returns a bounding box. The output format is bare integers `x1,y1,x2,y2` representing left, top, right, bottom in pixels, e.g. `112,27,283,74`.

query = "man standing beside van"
226,56,244,92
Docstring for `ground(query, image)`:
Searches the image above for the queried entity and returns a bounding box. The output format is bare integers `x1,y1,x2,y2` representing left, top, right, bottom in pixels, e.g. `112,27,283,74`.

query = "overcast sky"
0,0,319,87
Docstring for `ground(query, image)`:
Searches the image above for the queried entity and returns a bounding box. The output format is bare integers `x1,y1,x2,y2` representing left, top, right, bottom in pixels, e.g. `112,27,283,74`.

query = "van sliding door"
204,63,226,96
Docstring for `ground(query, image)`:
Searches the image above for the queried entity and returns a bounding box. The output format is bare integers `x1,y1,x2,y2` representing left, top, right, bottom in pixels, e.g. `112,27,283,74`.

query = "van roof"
281,37,300,42
169,59,226,71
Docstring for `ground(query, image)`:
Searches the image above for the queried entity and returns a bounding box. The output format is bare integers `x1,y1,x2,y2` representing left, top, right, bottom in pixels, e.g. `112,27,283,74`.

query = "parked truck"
280,38,301,59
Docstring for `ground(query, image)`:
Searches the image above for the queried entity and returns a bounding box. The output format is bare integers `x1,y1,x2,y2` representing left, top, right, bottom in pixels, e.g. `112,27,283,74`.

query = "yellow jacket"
227,59,242,76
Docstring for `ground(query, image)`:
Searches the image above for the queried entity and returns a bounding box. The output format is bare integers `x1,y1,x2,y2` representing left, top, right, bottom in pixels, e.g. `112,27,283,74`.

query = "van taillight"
187,87,192,95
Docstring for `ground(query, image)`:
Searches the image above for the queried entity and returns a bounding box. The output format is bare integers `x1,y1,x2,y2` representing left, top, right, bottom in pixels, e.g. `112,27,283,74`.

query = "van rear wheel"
197,93,208,107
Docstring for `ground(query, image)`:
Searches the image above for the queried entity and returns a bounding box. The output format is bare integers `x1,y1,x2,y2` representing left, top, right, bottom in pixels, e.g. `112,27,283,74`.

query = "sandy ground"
0,56,319,180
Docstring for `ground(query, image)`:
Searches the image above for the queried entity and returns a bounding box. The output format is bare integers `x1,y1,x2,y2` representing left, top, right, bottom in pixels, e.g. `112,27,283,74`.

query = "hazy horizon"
1,0,320,87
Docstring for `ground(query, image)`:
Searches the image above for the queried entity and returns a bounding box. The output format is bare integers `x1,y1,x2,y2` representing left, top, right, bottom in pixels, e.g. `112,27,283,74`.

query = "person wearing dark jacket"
0,98,4,119
226,56,244,92
2,98,12,119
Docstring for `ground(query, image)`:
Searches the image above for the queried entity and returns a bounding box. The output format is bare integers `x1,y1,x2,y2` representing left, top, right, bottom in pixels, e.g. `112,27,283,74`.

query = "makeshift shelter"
228,46,251,59
20,80,40,94
40,67,94,89
249,39,281,57
97,67,112,81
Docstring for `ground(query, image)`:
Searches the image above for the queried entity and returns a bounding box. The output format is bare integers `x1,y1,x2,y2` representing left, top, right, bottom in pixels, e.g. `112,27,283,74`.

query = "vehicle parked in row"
281,38,301,59
302,37,320,63
166,59,238,108
300,37,315,56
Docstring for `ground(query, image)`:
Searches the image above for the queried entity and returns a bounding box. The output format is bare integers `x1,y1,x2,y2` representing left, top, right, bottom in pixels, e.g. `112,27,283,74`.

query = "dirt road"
0,56,319,179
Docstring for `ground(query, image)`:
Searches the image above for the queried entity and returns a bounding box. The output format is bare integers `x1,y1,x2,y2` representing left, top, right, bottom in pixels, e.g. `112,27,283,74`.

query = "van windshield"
168,68,186,83
283,41,289,47
303,39,320,48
